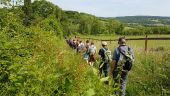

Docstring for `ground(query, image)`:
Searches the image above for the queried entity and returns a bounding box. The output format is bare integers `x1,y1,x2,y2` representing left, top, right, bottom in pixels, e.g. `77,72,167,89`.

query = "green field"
78,35,170,51
78,34,170,39
77,35,170,96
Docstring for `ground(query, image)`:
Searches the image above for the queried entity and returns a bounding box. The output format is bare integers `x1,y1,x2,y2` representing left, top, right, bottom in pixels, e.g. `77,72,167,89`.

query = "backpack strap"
102,48,110,62
118,46,128,59
128,47,130,51
102,48,106,52
102,48,107,57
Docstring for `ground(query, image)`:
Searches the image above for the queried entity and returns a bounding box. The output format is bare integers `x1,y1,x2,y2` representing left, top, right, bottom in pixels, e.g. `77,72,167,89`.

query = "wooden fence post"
145,35,148,52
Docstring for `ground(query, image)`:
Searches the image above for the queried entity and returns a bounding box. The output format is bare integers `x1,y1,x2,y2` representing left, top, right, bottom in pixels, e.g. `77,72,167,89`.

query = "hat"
102,41,107,46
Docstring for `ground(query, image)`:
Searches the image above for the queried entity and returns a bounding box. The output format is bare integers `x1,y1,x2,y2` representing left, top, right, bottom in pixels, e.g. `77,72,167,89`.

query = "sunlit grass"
76,35,170,96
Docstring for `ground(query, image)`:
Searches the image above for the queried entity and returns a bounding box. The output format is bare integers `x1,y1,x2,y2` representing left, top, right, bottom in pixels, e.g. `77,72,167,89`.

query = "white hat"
102,41,107,46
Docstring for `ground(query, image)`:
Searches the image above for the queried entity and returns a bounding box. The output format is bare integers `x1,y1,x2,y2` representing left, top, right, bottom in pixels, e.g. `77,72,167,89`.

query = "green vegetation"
0,0,170,96
103,16,170,35
80,36,170,96
115,16,170,26
0,0,118,95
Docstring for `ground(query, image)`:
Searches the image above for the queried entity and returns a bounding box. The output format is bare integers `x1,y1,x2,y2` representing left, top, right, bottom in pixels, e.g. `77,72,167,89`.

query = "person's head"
91,41,94,45
86,40,89,44
102,41,107,48
80,41,82,43
118,37,126,45
77,40,80,44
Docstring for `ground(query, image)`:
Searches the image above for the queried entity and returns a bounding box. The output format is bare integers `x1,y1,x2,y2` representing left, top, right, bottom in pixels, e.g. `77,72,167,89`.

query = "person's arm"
129,47,135,61
109,60,116,78
98,49,101,55
109,49,118,78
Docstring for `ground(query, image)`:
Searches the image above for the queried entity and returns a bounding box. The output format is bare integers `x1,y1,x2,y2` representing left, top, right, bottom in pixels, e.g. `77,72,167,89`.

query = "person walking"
98,41,112,78
78,41,85,53
83,40,90,63
109,37,134,96
88,41,97,66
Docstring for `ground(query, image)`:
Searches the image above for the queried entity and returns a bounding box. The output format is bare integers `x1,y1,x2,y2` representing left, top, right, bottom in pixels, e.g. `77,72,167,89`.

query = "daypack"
78,43,85,52
89,45,96,55
103,48,112,63
117,46,134,71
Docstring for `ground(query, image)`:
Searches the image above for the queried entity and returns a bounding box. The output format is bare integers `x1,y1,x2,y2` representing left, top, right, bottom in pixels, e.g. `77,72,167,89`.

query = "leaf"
100,77,109,82
86,88,95,96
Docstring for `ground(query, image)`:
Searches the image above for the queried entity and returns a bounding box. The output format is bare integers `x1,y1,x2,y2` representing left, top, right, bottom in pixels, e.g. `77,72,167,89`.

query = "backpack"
103,48,112,63
89,45,96,55
117,46,134,71
78,43,84,52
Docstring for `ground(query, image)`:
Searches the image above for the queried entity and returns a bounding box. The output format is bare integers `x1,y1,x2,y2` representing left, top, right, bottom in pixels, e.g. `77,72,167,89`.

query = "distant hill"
114,16,170,26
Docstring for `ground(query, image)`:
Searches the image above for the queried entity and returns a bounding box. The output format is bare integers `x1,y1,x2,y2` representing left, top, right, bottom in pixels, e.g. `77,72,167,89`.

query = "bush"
36,16,63,37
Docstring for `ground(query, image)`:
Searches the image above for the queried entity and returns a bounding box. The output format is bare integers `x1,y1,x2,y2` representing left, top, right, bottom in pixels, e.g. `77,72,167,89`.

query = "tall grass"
78,35,170,96
0,25,114,95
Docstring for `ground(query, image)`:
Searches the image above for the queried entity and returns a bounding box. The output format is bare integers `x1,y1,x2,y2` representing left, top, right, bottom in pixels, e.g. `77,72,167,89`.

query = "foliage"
36,16,63,37
127,52,170,96
0,0,170,96
32,0,55,18
64,11,123,35
0,3,113,96
116,16,170,26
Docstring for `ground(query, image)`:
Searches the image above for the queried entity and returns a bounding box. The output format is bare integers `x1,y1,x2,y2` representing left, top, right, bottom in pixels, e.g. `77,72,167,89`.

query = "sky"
48,0,170,17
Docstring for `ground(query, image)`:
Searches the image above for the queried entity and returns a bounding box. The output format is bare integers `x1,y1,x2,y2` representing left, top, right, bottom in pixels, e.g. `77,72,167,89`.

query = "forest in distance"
1,0,170,36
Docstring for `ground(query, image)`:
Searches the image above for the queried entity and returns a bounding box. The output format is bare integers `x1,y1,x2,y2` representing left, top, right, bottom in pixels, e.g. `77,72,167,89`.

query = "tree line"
1,0,170,37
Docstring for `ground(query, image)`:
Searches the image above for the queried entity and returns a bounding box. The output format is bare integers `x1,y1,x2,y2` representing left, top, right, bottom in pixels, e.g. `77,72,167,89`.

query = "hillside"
115,16,170,26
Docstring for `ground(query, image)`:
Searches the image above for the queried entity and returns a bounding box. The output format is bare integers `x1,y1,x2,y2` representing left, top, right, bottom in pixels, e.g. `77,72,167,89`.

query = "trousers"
113,70,128,96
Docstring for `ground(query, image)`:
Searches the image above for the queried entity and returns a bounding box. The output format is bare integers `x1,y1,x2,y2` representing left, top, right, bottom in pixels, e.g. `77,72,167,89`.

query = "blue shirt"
112,45,134,61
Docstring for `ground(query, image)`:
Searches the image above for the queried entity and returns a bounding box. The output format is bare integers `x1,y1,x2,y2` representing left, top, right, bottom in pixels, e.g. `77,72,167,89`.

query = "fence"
76,35,170,52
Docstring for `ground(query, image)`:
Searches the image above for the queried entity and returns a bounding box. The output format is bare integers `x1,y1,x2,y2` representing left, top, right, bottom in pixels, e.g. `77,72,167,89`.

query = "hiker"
76,39,80,53
110,37,134,96
78,41,85,53
72,39,77,49
88,41,97,66
68,38,73,48
99,41,112,78
83,40,91,63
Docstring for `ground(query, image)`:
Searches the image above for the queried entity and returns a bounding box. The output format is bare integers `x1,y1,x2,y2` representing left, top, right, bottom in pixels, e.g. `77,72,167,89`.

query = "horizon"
48,0,170,17
62,9,170,18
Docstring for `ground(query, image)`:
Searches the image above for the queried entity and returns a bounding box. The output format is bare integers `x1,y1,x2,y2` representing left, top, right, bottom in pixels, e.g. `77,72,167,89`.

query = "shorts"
89,55,96,62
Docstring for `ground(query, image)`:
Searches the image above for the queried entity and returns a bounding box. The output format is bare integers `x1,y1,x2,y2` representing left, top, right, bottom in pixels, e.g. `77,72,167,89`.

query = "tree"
23,0,32,26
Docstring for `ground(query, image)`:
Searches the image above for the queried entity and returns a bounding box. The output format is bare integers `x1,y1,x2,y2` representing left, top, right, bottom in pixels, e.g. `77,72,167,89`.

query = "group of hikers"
65,36,134,96
66,37,97,66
